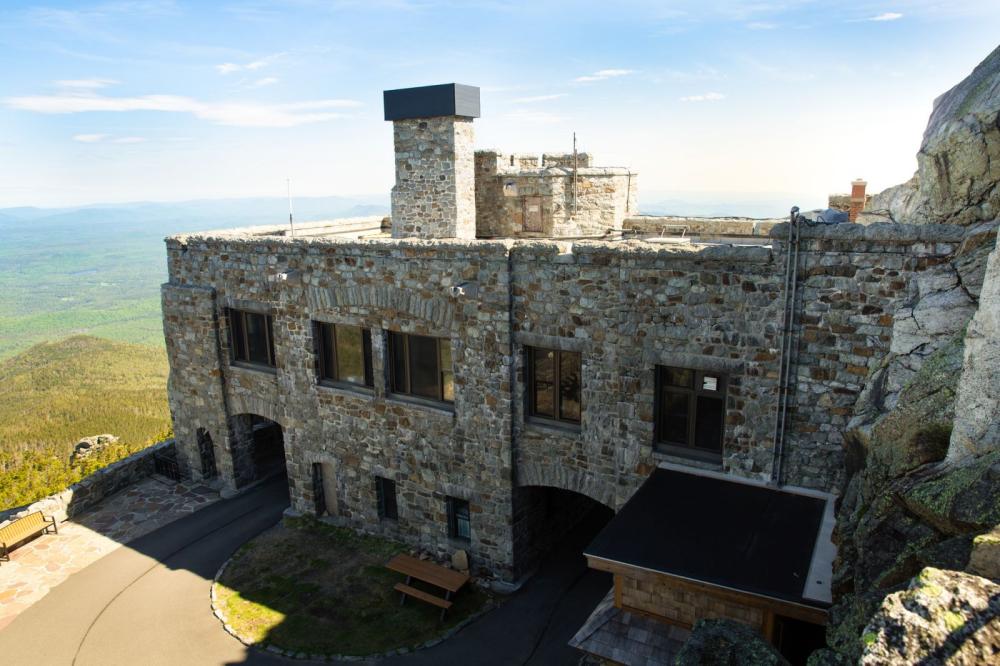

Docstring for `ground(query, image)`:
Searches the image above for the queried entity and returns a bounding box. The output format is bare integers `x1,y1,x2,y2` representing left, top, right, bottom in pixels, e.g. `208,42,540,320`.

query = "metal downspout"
770,207,801,486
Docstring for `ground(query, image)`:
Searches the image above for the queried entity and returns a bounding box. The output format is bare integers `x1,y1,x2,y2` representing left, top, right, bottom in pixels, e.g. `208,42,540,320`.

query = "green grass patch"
216,518,493,656
0,335,171,510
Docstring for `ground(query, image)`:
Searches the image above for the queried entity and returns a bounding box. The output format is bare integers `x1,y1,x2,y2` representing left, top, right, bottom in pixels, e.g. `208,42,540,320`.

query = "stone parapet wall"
624,215,781,238
0,440,176,525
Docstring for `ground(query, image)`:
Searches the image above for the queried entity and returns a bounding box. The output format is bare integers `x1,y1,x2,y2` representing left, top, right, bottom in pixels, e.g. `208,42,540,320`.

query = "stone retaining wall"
0,439,176,526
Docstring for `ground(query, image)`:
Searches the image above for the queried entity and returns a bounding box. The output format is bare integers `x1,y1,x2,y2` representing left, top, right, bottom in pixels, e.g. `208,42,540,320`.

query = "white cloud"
511,93,567,104
73,133,108,142
574,68,633,83
7,89,363,128
746,21,777,30
215,53,284,75
248,77,279,88
72,133,147,144
679,92,726,102
56,78,119,89
868,12,903,21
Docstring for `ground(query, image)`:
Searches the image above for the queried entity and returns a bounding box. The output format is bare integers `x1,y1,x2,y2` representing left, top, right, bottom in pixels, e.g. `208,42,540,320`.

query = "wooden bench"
386,553,469,620
0,511,58,564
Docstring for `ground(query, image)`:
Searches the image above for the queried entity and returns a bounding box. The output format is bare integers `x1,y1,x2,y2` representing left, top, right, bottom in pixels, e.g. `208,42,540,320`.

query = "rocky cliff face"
819,46,1000,665
865,45,1000,227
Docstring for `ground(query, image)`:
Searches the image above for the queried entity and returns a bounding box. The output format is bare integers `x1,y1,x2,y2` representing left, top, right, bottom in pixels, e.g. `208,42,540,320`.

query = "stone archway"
228,414,286,491
515,462,618,509
511,480,615,579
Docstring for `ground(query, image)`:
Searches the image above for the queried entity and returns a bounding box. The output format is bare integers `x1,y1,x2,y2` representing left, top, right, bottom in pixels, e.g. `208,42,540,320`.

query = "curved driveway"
0,477,610,666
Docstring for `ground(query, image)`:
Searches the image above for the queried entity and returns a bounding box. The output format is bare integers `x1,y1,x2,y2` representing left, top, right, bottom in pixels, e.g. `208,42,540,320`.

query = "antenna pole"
286,177,295,238
572,131,578,218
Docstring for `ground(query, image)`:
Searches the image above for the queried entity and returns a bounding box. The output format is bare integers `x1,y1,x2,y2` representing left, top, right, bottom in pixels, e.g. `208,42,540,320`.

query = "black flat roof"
585,467,828,608
383,83,480,121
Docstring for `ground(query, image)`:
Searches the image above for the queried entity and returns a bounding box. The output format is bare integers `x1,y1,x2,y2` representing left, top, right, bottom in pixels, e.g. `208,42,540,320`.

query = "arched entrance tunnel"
512,485,615,579
228,414,287,492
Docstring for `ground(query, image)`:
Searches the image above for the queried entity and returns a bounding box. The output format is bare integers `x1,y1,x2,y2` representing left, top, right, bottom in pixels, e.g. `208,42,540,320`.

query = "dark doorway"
773,615,827,666
196,428,217,479
229,414,286,490
512,486,614,579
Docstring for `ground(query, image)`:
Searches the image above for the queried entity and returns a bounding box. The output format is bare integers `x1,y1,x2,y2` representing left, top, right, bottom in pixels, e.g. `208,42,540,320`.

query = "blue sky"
0,1,998,211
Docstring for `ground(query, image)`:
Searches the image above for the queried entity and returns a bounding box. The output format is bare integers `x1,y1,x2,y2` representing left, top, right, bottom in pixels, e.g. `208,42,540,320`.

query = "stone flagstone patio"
0,476,219,632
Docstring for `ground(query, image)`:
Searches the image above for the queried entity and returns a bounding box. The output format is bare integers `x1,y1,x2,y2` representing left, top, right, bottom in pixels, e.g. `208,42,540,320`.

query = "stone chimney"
384,83,480,239
848,178,867,223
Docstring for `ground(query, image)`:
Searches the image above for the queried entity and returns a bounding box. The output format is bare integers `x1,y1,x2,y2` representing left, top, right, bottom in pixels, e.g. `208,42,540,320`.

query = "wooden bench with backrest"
386,553,470,620
0,511,58,564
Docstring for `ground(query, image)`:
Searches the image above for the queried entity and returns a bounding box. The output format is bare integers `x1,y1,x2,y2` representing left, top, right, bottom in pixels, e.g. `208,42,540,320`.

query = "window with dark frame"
655,366,727,460
375,476,398,520
228,308,276,368
527,347,582,424
446,496,470,541
316,322,373,387
387,332,454,403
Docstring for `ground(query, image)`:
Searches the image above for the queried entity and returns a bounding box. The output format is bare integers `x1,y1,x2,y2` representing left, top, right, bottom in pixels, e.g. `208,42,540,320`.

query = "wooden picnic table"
386,553,469,619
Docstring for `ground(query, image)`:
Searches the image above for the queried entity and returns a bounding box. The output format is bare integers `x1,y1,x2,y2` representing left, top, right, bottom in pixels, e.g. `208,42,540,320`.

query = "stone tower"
384,83,480,239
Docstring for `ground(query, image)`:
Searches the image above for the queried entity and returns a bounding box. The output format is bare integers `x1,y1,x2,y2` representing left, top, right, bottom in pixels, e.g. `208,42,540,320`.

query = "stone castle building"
161,83,973,659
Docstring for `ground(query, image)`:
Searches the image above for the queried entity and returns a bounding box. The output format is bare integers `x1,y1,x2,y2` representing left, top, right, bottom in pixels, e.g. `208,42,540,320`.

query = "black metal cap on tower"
383,83,480,121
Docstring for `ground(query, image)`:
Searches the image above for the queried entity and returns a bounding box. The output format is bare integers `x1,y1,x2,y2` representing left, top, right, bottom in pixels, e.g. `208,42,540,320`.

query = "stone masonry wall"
774,222,968,489
391,117,475,240
164,234,516,576
475,150,636,238
163,223,964,580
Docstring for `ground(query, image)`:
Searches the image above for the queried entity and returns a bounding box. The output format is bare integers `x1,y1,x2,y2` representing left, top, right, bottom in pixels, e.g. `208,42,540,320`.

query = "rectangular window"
228,308,276,368
375,476,398,520
655,366,727,460
387,332,454,403
527,347,582,424
447,496,471,541
316,322,373,387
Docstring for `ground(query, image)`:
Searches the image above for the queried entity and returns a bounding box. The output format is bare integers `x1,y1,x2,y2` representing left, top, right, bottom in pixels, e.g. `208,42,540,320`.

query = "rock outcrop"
949,235,1000,461
70,434,119,465
823,46,1000,664
865,45,1000,227
860,567,1000,665
674,619,789,666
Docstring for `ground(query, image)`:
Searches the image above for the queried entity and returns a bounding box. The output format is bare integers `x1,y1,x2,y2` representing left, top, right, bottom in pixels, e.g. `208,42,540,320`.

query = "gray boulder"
674,619,789,666
860,567,1000,664
867,45,1000,226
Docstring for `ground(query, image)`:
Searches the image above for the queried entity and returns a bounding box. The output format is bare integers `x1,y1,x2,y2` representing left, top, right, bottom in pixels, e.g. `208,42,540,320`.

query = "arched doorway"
228,414,286,490
512,485,615,579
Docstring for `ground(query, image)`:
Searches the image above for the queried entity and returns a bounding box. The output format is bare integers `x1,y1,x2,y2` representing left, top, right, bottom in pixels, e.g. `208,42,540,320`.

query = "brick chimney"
383,83,480,239
848,178,867,223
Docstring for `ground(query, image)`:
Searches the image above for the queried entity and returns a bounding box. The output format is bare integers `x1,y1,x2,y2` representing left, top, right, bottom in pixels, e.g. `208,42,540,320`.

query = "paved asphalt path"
0,476,610,666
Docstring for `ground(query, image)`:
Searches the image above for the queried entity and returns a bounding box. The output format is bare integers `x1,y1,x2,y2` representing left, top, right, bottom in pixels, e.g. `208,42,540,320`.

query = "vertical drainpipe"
506,243,520,577
770,207,802,486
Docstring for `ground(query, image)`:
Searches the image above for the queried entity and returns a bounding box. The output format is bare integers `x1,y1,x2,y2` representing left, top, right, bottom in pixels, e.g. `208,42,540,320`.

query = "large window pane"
660,392,690,445
559,351,581,422
440,339,454,402
407,334,440,399
389,332,406,393
335,325,365,384
695,396,724,451
230,311,246,361
532,349,555,418
362,330,374,386
320,324,336,379
665,367,693,388
245,312,270,365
